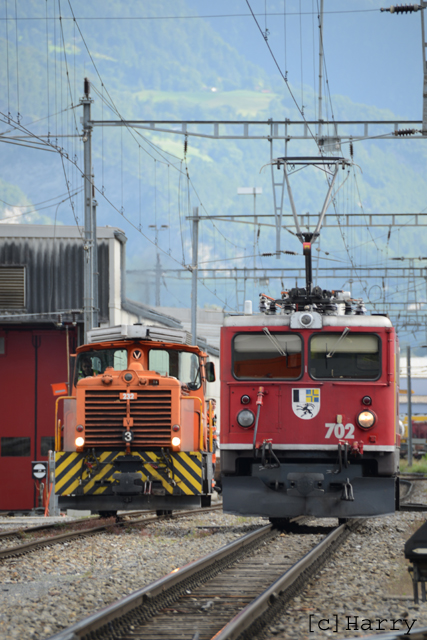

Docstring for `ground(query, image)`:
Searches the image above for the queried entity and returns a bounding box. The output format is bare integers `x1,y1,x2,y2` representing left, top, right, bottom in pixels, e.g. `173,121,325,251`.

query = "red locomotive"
220,241,400,522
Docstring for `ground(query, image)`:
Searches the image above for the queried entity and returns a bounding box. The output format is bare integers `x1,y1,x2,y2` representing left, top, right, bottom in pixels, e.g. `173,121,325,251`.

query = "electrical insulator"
381,4,422,13
184,136,188,156
349,141,354,158
394,128,416,136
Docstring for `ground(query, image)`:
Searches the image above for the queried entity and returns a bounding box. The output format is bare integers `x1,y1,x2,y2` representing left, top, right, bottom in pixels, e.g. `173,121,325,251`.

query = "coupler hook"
253,386,265,456
341,477,354,501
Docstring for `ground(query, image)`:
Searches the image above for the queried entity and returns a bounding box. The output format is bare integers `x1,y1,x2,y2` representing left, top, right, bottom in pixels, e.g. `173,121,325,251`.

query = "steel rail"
46,524,274,640
0,516,102,541
212,520,358,640
46,519,352,640
0,504,222,560
0,508,163,540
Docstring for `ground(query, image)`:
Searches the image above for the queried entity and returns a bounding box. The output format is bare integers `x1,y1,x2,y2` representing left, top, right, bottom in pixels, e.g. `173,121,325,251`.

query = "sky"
186,0,424,118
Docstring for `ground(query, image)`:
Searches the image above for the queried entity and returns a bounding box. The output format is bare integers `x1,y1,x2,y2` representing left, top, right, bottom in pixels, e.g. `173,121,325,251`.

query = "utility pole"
148,224,168,307
155,254,161,307
318,0,324,140
407,345,413,467
237,187,262,274
92,195,99,329
191,206,199,345
421,1,427,132
81,77,95,343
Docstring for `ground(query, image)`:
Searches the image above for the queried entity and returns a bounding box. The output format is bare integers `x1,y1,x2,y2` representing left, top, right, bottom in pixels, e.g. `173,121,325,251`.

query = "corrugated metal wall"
0,237,109,322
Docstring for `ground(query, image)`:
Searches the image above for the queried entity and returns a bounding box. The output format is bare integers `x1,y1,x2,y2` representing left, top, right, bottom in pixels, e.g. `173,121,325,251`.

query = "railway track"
0,504,222,561
0,507,174,541
47,518,360,640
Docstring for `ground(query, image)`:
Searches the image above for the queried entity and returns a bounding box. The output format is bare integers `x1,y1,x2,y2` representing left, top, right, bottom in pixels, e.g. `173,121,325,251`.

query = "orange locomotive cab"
54,325,214,515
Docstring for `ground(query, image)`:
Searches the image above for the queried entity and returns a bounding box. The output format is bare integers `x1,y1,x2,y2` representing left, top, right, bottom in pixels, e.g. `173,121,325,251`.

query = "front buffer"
55,450,213,513
222,463,396,519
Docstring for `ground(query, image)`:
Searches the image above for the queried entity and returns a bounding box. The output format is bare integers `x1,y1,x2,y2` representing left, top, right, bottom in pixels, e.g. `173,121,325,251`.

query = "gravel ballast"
263,481,427,640
0,509,265,639
1,484,427,640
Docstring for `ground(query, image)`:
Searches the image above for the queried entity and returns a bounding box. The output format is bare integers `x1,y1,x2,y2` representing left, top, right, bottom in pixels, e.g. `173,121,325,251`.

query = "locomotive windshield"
310,333,380,379
75,349,128,383
233,332,302,379
148,349,201,390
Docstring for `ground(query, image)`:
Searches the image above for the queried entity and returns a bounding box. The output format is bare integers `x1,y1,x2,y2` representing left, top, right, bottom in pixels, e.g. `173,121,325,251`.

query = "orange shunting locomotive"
54,325,216,516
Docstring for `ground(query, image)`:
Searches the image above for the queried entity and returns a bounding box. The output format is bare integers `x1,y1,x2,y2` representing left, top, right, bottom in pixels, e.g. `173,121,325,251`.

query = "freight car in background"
54,325,216,516
399,356,427,458
220,245,400,523
401,416,427,458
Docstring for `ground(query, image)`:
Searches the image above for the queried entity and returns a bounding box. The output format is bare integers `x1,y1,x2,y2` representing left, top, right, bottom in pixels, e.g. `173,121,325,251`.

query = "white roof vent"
86,324,192,345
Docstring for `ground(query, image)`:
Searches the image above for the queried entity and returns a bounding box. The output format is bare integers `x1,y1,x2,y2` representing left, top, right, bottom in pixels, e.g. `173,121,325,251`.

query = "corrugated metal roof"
0,225,185,332
0,233,109,322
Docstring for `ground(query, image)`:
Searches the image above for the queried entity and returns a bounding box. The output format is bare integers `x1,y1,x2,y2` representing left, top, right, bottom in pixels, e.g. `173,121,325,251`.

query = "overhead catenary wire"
3,4,421,320
0,104,238,310
0,188,83,222
45,0,50,135
245,0,320,152
86,47,245,255
0,9,382,22
14,0,20,121
5,0,11,120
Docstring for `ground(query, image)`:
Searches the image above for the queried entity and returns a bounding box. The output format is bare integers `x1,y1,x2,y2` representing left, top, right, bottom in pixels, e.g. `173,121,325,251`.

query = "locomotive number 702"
325,423,355,439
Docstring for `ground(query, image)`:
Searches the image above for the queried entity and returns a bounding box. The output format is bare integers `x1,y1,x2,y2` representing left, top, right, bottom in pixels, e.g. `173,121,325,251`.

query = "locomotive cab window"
148,349,201,390
233,332,302,379
309,333,380,380
75,348,128,383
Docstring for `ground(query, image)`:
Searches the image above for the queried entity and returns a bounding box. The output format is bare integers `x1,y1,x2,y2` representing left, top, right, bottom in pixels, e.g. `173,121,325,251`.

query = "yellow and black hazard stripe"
55,451,118,496
134,451,203,495
55,451,205,496
170,452,203,495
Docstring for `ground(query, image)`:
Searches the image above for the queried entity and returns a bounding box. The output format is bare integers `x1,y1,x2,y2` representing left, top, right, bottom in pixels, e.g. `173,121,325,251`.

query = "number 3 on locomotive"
324,423,355,439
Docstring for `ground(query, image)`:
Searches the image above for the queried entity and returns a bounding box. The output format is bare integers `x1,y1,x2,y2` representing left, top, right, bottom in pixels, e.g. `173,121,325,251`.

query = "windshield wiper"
326,327,350,358
263,327,287,356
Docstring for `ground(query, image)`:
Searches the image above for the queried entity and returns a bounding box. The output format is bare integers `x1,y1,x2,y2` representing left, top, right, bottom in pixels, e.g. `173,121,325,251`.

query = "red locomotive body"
220,304,400,521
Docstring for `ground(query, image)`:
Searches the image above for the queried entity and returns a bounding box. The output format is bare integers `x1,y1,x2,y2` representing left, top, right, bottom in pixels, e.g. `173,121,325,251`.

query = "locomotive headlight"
357,410,376,429
237,409,255,428
75,436,85,447
172,436,181,447
300,313,314,327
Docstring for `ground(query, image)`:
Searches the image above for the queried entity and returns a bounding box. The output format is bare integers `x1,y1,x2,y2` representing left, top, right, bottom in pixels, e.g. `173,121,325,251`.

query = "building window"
0,266,26,309
41,437,55,456
1,437,31,457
